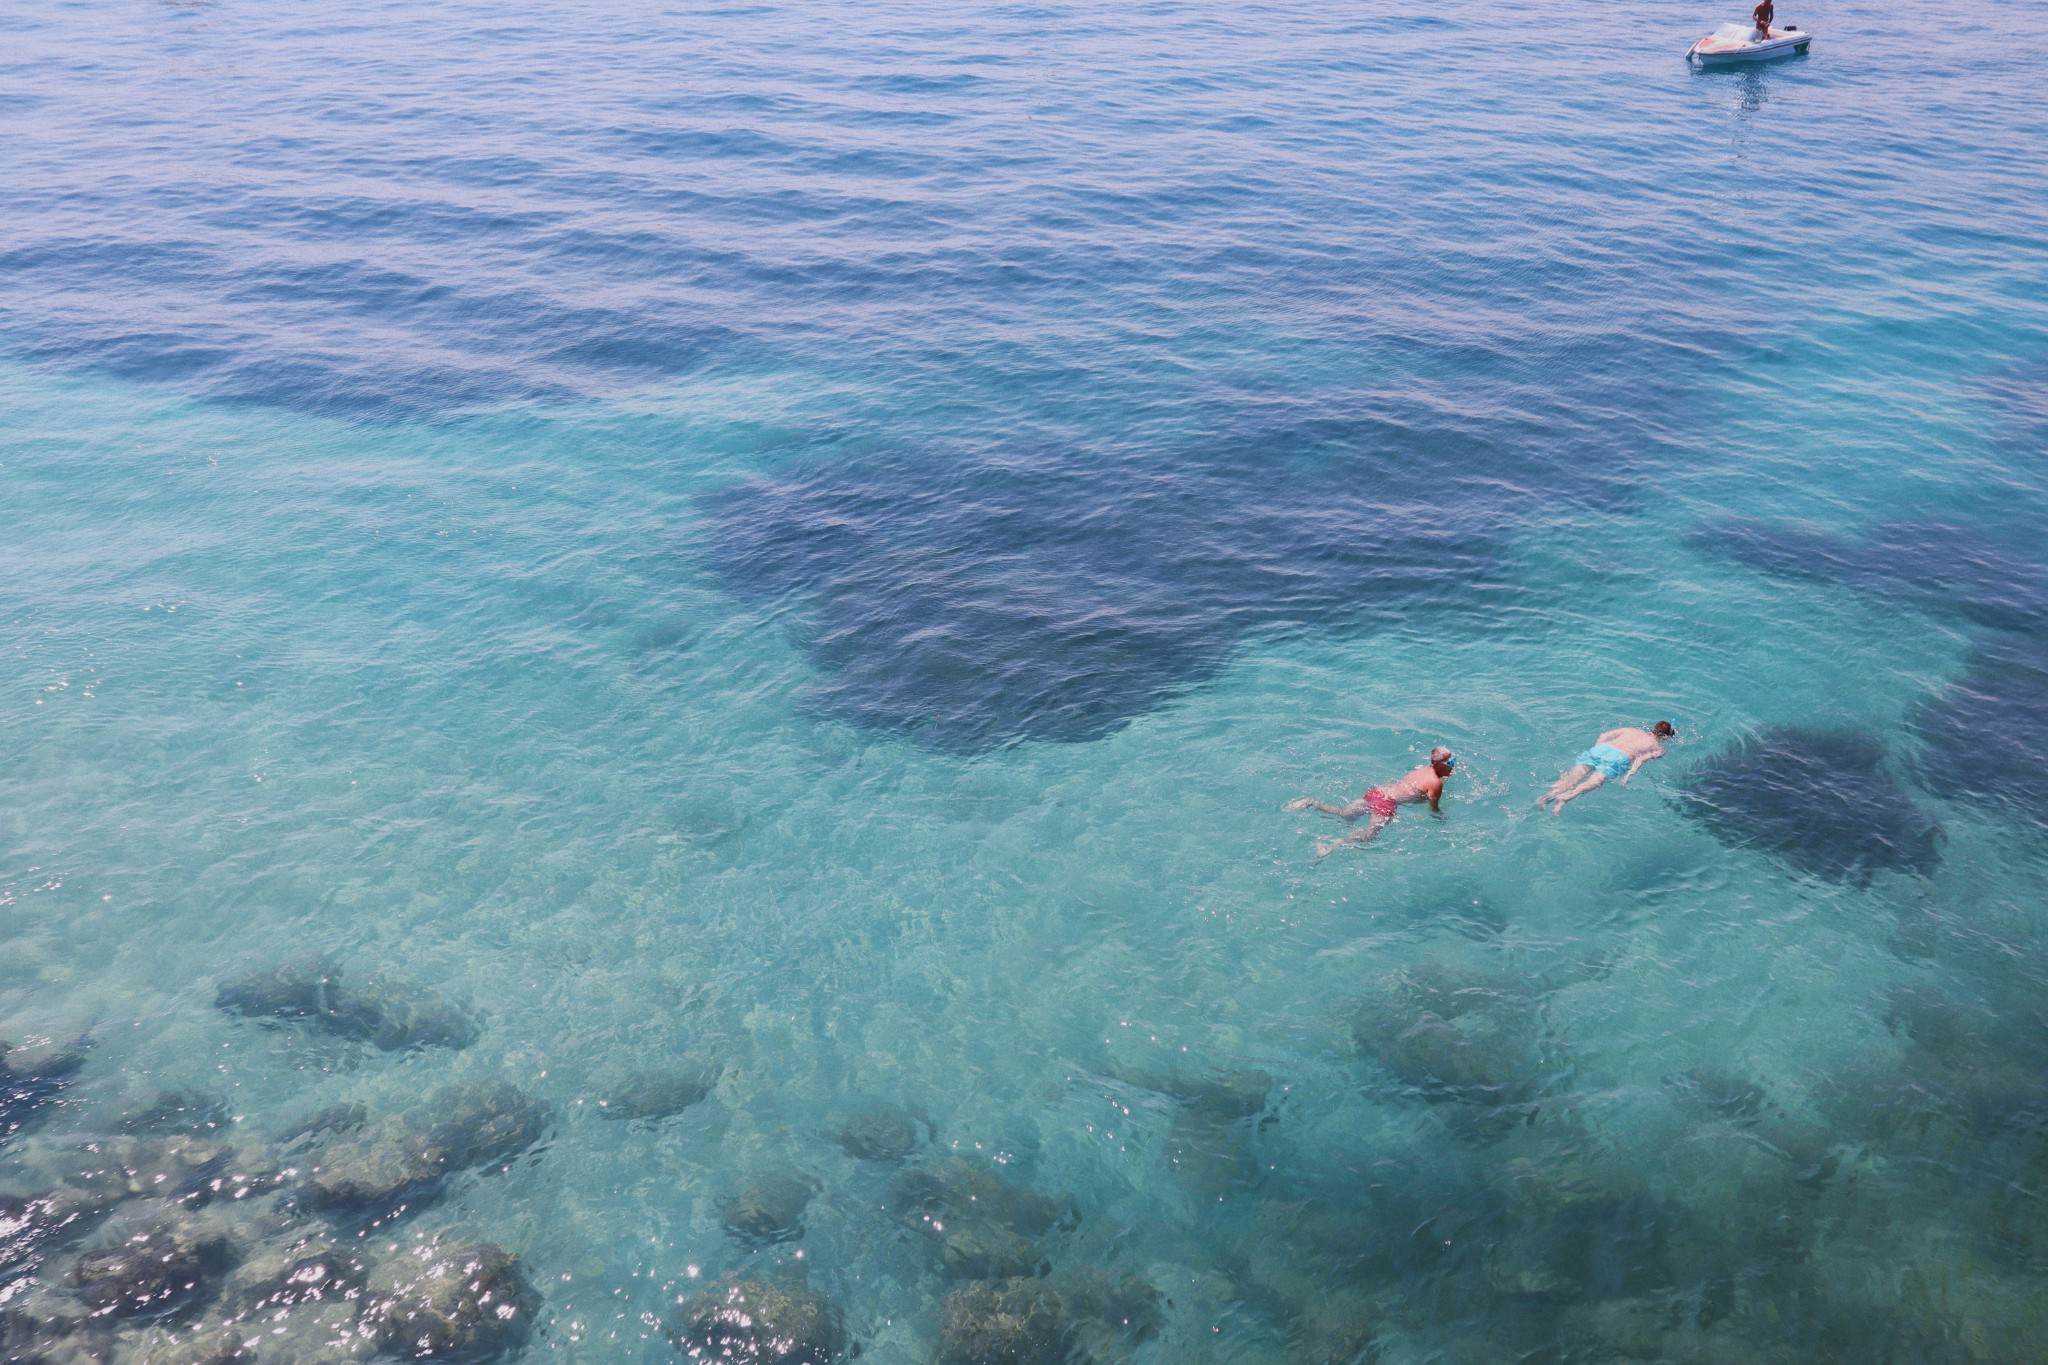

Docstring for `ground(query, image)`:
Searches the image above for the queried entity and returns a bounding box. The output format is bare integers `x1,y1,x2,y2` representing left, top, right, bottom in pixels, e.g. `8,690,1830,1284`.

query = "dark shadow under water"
1671,725,1944,886
1696,515,2048,830
700,393,1649,751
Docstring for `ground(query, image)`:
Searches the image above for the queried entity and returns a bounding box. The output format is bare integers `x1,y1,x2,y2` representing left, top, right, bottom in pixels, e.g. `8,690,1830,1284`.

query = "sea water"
4,0,2048,1359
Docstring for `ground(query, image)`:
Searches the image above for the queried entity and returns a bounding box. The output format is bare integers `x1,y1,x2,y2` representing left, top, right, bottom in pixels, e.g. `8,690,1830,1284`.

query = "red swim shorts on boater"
1362,789,1400,820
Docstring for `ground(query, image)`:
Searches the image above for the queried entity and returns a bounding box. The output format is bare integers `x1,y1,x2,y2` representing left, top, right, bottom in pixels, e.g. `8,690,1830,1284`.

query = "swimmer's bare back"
1377,763,1446,808
1599,727,1668,764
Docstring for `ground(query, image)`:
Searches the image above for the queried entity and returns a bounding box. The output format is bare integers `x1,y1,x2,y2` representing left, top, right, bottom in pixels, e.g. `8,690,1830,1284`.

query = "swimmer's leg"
1287,797,1371,821
1317,813,1393,857
1550,771,1606,814
1538,765,1592,809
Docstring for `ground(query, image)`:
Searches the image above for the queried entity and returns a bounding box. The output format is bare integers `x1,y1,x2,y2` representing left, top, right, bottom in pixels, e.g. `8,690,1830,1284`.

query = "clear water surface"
4,0,2048,1360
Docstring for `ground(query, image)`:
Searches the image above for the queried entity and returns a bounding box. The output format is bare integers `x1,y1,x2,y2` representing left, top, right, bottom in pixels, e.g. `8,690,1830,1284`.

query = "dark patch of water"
1908,635,2048,828
1695,516,2048,634
1984,357,2048,468
1671,726,1942,886
1697,515,2048,827
0,260,732,422
701,416,1557,750
0,1041,86,1147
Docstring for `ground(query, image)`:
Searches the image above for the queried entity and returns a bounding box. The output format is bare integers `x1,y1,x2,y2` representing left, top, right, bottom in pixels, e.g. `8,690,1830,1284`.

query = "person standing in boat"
1751,0,1775,37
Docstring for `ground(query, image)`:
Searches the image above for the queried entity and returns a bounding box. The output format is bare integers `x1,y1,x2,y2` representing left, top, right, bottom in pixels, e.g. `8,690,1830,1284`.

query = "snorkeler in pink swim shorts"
1286,747,1457,856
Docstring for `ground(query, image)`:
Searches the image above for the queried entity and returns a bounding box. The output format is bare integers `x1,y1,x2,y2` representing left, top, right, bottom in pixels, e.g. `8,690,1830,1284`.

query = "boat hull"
1691,30,1812,64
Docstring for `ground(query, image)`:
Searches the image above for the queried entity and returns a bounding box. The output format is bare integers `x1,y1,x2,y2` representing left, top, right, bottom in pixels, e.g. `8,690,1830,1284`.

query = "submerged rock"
1060,1267,1162,1346
214,960,477,1052
214,959,336,1019
1,1038,89,1144
1346,962,1546,1061
941,1224,1046,1282
301,1084,551,1218
888,1158,1066,1242
342,977,480,1052
825,1101,928,1162
2,1188,119,1292
1355,1011,1543,1111
111,1089,231,1138
0,1307,114,1365
1235,1196,1418,1305
62,1136,279,1211
121,1298,371,1363
223,1234,370,1313
1291,1290,1379,1365
1164,1107,1260,1204
1561,1295,1683,1361
1485,1146,1676,1306
1387,961,1540,1023
1180,1068,1273,1120
1664,1067,1772,1126
593,1064,720,1129
422,1084,555,1171
666,1278,845,1364
1348,972,1564,1143
362,1239,537,1362
1108,1065,1273,1121
1483,1234,1586,1302
277,1101,371,1146
1493,1150,1638,1224
718,1171,815,1247
298,1122,445,1216
596,1065,720,1122
1103,1059,1274,1199
933,1278,1070,1365
1885,983,1994,1055
1561,1295,1793,1365
69,1218,237,1322
1671,726,1942,885
1874,984,2048,1139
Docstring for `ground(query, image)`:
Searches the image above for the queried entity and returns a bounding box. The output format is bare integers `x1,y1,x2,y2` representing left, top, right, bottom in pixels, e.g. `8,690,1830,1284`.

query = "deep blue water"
4,0,2048,1360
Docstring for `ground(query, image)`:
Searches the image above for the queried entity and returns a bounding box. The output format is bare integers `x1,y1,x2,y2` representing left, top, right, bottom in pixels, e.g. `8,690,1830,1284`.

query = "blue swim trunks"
1575,743,1632,780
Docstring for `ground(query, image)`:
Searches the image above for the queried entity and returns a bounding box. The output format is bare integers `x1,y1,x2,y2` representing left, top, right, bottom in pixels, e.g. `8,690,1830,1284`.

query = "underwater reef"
215,960,479,1053
1909,634,2048,826
697,408,1591,751
1671,725,1943,885
1699,515,2048,829
18,891,2048,1365
0,1090,543,1364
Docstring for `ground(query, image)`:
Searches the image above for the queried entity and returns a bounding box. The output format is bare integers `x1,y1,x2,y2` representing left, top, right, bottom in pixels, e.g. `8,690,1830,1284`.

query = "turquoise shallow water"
5,0,2048,1360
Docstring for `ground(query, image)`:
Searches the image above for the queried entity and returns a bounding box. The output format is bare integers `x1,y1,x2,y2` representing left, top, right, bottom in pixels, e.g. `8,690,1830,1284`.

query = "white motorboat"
1687,22,1812,64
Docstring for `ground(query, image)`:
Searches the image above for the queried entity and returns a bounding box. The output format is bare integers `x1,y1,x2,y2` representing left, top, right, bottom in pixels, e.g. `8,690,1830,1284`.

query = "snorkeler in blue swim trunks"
1538,721,1675,814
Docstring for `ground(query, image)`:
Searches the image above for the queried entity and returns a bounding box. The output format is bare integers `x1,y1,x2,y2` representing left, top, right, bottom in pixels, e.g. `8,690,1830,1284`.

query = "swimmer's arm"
1428,785,1442,813
1621,748,1660,784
